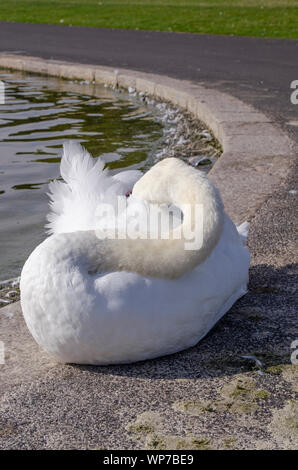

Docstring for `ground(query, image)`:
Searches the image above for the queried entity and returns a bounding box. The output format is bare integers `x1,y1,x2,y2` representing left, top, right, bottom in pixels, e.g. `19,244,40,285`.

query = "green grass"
0,1,297,39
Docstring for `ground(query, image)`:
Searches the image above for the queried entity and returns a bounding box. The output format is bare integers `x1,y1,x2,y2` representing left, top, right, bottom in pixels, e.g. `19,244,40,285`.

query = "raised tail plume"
47,141,142,235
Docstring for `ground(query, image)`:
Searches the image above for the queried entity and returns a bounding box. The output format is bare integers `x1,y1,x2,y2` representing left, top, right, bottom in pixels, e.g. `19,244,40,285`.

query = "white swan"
20,142,250,364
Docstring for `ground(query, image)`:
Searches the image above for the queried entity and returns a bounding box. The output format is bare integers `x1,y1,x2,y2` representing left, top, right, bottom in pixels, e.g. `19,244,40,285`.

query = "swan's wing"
46,141,141,235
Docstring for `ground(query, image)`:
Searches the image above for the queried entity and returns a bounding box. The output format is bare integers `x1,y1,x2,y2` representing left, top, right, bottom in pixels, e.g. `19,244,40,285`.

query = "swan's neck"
42,159,224,281
100,159,224,278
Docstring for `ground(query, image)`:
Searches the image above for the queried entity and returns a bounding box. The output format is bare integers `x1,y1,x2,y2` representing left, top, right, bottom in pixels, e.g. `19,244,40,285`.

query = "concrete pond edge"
0,53,295,223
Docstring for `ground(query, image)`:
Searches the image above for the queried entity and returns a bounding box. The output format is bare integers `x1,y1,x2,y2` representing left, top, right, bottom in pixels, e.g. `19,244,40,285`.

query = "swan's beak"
125,189,132,198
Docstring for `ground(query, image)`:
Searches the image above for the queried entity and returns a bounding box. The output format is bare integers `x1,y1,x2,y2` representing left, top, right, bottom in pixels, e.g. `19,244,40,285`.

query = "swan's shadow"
73,264,297,380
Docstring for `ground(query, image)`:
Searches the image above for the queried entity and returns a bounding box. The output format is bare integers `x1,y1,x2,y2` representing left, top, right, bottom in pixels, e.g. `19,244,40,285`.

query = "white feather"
47,141,142,234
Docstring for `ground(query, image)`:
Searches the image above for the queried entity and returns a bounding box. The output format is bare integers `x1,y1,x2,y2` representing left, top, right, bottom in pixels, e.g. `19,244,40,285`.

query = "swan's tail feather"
46,141,142,235
47,179,72,222
46,141,109,234
60,141,106,192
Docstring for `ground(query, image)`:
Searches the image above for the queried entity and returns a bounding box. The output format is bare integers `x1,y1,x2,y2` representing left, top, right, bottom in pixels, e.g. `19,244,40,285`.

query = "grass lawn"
0,1,297,39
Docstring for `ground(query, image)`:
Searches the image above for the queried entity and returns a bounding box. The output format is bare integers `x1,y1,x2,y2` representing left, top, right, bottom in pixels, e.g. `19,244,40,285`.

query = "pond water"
0,71,167,280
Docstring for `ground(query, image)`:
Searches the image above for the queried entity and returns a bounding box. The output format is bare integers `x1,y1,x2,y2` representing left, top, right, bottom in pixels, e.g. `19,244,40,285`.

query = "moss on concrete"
222,437,238,449
255,390,270,399
269,401,298,449
173,375,270,417
146,432,211,450
126,411,162,436
266,364,298,392
172,400,216,415
266,364,285,375
126,410,213,450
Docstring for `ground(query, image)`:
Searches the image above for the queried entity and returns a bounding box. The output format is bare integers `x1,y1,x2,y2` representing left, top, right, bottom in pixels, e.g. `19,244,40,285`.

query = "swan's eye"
125,189,132,198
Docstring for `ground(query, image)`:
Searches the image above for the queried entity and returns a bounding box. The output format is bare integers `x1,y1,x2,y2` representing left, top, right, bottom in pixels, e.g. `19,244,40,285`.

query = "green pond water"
0,71,167,280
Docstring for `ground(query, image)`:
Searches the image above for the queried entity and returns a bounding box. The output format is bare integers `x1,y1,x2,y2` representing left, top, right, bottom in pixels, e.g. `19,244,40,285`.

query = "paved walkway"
0,23,297,450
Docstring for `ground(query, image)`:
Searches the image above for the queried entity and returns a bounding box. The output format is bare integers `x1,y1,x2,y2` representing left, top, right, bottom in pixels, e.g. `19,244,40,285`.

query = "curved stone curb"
0,54,295,223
